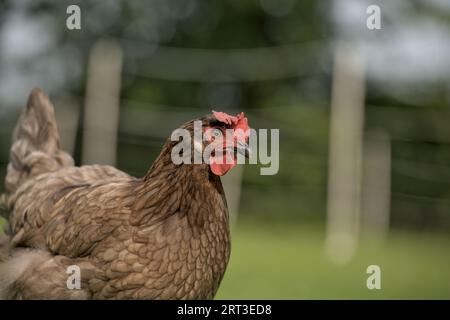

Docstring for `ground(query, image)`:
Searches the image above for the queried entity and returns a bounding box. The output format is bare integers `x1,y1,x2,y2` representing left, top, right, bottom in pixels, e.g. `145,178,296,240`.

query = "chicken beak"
235,140,251,158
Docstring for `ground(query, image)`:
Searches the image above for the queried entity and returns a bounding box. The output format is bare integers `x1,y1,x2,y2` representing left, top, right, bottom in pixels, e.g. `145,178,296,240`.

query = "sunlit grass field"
217,218,450,299
1,216,449,299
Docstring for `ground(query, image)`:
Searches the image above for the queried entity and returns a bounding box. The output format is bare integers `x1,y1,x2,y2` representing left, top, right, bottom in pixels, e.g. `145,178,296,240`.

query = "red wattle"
210,153,236,176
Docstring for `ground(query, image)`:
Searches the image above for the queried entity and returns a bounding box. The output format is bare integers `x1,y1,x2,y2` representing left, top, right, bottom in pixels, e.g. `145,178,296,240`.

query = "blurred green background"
0,0,449,299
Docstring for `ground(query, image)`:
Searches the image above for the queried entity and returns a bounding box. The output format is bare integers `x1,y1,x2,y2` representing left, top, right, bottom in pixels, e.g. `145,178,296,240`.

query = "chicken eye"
211,128,223,138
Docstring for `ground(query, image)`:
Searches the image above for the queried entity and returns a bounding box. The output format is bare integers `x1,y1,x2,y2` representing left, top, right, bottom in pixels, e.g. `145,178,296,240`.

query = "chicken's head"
202,111,250,176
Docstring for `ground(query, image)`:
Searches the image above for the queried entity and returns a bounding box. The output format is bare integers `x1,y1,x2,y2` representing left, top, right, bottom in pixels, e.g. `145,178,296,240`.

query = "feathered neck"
130,138,228,230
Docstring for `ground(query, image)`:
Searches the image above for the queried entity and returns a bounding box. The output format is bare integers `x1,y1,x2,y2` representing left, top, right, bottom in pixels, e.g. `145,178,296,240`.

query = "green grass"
216,218,450,299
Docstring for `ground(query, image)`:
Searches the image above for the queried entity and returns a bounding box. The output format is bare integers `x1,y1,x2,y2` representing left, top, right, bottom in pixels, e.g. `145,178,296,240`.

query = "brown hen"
0,88,250,299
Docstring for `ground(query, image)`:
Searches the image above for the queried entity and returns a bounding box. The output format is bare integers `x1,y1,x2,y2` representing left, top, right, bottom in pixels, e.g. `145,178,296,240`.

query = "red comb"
212,111,249,131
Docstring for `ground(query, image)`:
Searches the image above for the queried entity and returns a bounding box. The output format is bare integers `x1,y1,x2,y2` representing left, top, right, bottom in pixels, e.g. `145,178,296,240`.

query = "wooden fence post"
325,42,366,265
82,39,123,166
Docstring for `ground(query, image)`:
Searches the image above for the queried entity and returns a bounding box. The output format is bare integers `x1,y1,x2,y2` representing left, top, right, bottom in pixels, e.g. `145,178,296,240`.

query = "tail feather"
5,88,74,193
